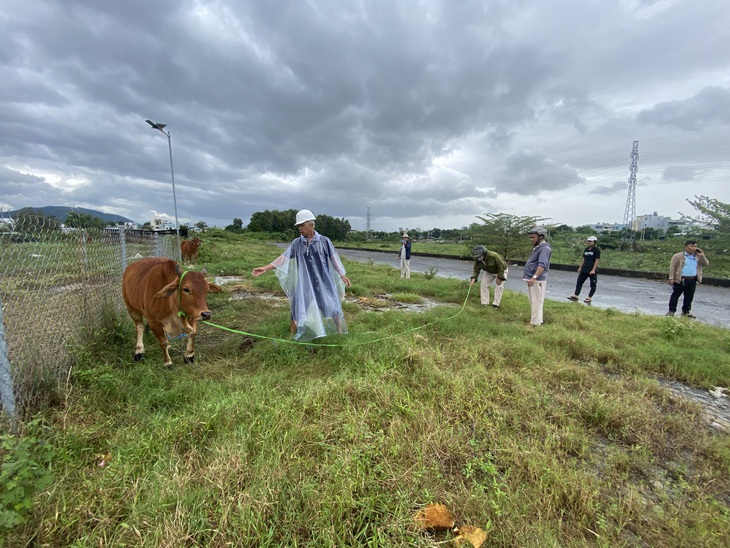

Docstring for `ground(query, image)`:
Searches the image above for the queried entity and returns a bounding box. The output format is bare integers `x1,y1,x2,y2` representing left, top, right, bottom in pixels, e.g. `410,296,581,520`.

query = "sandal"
567,295,579,301
584,297,592,303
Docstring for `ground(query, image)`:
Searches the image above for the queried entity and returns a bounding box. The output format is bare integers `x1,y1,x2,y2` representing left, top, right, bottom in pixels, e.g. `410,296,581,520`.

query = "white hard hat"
402,233,409,238
294,209,316,226
586,236,598,241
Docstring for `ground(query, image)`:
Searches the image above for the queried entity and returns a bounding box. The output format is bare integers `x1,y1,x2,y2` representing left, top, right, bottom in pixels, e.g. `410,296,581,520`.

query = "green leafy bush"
0,422,54,531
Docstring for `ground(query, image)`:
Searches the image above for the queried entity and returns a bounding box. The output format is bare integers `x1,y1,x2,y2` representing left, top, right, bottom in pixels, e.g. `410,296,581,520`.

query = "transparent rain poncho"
270,231,348,341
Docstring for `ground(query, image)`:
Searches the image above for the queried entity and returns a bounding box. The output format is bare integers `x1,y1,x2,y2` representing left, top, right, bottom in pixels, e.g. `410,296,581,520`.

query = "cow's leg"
148,322,173,369
134,320,146,360
183,332,196,363
127,310,146,361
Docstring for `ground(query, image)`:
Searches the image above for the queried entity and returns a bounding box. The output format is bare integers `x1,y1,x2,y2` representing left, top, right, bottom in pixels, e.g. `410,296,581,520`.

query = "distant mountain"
3,206,133,224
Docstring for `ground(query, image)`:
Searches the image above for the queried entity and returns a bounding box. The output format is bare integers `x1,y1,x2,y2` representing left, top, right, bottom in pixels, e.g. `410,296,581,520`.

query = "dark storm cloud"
663,165,702,181
589,181,626,196
637,87,730,131
492,149,585,195
1,0,728,230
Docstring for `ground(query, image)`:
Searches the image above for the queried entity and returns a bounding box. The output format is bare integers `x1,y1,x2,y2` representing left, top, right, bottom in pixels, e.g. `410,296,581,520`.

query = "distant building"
0,215,14,230
588,222,624,233
667,217,701,235
635,212,670,232
150,218,175,231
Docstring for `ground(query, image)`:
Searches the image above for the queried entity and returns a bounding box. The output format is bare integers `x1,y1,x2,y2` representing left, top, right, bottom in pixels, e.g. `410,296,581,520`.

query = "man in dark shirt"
568,236,601,303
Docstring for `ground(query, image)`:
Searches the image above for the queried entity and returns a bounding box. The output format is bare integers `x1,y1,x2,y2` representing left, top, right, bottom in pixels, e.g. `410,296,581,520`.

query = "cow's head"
154,265,222,330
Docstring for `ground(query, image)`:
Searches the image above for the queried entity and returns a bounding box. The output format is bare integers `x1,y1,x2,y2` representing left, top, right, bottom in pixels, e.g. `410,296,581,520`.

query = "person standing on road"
399,233,411,279
470,245,508,309
568,236,601,303
252,209,351,340
666,239,709,319
522,227,552,327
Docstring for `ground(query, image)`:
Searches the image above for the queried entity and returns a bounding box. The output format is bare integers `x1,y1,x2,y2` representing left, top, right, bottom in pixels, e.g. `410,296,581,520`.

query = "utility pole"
365,207,371,241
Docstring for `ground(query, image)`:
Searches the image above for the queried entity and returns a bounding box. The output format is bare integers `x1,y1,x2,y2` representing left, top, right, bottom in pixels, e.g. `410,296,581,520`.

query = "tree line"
2,208,113,232
227,209,352,240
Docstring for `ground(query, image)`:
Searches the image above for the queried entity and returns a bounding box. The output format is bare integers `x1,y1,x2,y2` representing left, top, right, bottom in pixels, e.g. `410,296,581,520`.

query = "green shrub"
0,421,54,531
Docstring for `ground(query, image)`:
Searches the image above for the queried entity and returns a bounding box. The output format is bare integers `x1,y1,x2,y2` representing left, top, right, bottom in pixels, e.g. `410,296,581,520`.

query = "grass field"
4,230,730,546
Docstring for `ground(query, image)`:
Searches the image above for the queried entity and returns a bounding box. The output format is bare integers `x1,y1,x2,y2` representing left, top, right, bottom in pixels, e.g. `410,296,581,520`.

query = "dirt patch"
346,293,453,313
658,379,730,434
238,336,257,353
232,290,450,313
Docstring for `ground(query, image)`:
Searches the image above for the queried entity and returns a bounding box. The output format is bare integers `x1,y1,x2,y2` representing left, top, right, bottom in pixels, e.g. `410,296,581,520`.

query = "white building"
588,222,624,233
635,212,670,232
150,218,175,231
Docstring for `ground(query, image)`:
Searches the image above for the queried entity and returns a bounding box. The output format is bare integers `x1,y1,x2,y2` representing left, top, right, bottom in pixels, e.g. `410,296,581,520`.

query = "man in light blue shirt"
666,240,709,318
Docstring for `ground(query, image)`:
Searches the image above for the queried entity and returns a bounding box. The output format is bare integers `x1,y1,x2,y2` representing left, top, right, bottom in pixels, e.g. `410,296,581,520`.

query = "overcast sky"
1,0,729,232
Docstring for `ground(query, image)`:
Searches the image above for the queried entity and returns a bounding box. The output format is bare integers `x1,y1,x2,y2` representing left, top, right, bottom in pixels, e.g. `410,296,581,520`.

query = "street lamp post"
145,119,182,262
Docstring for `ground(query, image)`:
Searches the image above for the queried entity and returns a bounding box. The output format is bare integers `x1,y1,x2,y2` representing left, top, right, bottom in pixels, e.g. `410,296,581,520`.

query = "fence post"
0,301,18,431
82,228,89,271
120,225,127,274
154,232,162,258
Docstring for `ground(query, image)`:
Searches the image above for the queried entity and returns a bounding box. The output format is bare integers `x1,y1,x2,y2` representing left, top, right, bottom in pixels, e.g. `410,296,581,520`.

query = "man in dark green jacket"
470,245,508,309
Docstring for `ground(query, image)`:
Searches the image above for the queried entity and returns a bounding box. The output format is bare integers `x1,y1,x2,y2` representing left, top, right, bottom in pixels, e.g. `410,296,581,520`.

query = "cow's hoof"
183,355,195,364
163,363,173,370
134,353,145,361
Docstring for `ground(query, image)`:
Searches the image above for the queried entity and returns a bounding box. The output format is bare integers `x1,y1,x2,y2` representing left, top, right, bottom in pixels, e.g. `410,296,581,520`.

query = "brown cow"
122,257,222,368
181,236,201,263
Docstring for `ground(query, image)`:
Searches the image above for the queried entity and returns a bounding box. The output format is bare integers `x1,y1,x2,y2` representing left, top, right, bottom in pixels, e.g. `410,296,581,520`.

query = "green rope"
177,270,188,318
201,284,473,348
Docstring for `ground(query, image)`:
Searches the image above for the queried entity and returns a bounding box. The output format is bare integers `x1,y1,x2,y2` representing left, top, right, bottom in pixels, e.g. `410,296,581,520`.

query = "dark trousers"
574,272,597,297
668,277,697,314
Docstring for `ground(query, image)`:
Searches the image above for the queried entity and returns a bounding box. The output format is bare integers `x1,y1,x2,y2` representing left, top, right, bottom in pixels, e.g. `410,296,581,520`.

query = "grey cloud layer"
1,0,728,229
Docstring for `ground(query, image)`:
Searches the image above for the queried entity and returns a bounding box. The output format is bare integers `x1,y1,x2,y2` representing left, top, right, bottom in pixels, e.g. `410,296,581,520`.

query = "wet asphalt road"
336,248,730,329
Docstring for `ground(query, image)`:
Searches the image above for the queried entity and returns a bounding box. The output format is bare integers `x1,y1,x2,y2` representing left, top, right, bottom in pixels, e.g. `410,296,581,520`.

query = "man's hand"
667,279,675,286
341,275,351,288
496,279,503,285
470,278,476,286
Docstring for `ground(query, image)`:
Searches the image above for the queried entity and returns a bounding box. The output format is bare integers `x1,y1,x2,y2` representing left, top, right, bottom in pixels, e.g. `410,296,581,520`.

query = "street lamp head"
145,119,167,131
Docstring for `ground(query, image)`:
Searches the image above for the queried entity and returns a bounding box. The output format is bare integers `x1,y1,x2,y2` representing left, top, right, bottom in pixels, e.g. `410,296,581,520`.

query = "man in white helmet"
522,227,552,327
399,233,411,279
252,209,351,340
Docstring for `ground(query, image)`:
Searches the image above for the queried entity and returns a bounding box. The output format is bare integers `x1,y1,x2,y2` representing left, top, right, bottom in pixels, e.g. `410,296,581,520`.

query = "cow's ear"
154,280,180,299
175,263,184,276
208,283,222,294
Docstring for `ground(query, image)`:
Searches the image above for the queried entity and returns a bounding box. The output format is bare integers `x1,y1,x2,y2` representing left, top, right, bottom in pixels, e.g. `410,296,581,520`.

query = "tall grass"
7,231,730,546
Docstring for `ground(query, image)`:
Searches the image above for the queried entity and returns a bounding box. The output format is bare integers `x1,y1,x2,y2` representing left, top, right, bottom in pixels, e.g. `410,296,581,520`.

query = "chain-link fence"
0,221,177,427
